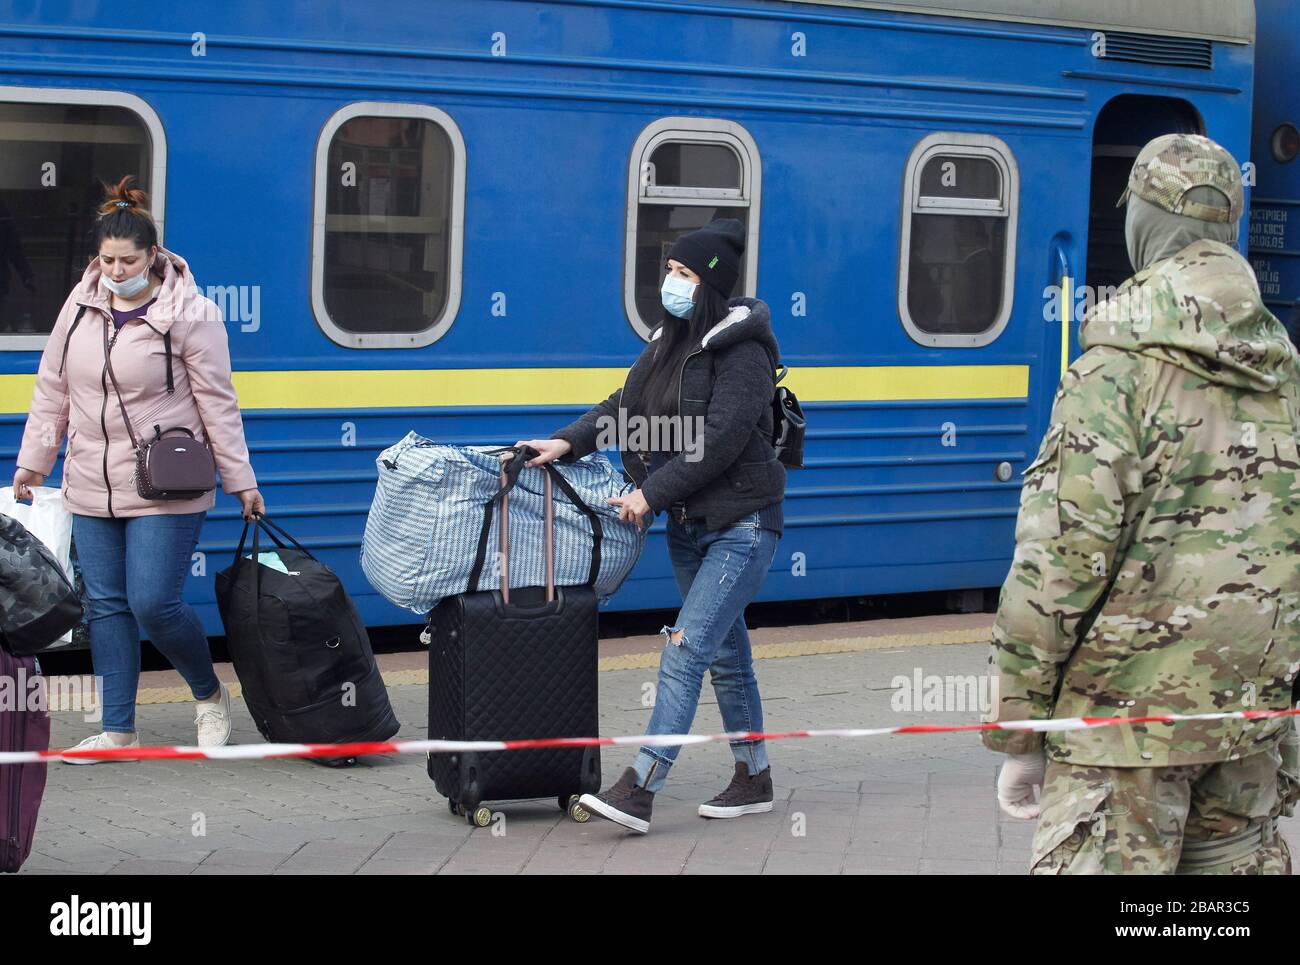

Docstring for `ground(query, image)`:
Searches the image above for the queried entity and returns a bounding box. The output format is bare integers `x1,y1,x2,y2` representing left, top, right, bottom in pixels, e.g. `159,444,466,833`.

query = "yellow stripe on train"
0,365,1029,414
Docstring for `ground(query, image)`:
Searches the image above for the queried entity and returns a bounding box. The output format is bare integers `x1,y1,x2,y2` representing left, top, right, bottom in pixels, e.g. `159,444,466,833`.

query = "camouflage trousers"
1030,726,1300,875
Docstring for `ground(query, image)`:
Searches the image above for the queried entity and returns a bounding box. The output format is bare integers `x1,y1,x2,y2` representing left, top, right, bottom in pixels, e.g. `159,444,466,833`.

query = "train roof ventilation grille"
1099,32,1213,70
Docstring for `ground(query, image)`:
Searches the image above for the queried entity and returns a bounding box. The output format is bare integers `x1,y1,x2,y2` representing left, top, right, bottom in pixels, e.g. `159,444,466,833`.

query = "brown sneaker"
579,767,654,833
698,763,774,818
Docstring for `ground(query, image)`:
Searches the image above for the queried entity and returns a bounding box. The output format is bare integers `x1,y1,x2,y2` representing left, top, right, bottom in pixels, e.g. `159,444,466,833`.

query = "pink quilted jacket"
16,246,256,517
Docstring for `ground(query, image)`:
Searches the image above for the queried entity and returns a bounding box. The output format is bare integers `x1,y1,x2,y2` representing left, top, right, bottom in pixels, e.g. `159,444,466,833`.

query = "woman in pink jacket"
10,177,263,762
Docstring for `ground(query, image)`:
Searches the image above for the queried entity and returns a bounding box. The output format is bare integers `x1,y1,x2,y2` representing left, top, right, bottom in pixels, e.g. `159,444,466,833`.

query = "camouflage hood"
1080,239,1300,392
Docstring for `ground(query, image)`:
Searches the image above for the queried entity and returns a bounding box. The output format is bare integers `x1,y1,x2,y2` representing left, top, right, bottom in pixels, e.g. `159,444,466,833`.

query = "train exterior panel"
0,1,1256,634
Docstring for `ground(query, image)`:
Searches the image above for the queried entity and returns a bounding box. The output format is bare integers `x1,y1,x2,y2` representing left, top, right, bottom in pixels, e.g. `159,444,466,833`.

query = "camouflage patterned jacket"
983,240,1300,766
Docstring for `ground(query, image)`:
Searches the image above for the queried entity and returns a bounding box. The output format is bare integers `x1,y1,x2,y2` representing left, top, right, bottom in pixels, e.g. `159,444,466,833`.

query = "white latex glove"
997,751,1046,819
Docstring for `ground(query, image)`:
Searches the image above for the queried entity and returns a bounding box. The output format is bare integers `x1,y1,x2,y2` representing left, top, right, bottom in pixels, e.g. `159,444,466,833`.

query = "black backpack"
0,513,83,656
705,351,806,469
771,365,806,469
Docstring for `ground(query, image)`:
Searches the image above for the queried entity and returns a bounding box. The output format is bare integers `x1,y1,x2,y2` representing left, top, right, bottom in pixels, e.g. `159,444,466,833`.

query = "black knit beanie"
667,218,745,296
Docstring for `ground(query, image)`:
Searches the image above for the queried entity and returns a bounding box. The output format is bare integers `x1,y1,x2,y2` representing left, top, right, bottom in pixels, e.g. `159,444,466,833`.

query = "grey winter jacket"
550,297,786,531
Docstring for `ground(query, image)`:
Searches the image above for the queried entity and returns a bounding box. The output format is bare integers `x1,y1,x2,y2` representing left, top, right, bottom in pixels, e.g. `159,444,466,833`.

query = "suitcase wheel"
469,806,493,828
567,796,591,824
447,799,464,817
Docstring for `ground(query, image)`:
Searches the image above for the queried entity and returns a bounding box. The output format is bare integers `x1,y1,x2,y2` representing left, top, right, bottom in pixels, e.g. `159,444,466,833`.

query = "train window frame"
0,86,167,353
898,132,1019,348
311,101,465,350
624,117,761,341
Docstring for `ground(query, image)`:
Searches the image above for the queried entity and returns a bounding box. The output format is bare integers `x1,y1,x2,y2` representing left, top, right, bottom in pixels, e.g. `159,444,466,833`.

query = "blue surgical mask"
103,269,151,298
661,274,697,319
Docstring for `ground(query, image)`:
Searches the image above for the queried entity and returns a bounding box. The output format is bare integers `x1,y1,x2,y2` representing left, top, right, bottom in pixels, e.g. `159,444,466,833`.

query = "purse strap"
58,305,88,378
102,320,143,452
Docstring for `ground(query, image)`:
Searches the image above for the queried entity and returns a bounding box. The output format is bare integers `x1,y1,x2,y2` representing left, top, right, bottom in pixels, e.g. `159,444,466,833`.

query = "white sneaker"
60,731,140,765
195,682,232,748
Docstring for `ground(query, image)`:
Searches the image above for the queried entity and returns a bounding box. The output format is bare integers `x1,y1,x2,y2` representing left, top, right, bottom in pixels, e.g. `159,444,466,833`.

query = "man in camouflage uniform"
984,133,1300,874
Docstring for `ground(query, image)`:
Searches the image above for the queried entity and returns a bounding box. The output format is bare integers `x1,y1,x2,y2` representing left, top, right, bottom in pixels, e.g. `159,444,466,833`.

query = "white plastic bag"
1,485,76,643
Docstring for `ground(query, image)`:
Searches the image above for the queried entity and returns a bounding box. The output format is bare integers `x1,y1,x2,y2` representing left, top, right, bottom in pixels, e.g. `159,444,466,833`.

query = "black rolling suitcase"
215,515,400,766
426,446,601,826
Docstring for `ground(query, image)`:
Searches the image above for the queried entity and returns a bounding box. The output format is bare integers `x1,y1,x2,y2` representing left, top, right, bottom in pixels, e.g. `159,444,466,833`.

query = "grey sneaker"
698,763,774,818
59,731,140,765
579,767,654,833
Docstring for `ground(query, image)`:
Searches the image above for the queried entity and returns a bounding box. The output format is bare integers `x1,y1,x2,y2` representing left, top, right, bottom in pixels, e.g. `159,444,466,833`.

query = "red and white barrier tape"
3,707,1299,764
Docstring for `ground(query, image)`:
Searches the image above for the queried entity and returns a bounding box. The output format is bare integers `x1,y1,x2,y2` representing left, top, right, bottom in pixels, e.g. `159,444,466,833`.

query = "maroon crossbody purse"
103,322,217,500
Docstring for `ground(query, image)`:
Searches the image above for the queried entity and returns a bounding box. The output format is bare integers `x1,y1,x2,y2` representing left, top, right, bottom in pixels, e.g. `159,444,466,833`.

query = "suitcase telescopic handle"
467,446,603,598
497,464,556,603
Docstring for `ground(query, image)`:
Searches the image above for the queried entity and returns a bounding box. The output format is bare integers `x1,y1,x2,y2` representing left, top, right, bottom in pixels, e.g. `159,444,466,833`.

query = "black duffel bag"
0,513,83,656
215,515,399,760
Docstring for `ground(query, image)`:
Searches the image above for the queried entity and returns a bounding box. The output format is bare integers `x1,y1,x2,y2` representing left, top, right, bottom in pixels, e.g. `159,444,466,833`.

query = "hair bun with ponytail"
95,174,158,252
97,175,150,218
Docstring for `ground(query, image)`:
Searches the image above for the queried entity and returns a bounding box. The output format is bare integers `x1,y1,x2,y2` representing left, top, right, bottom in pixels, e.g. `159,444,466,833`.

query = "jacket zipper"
100,319,119,518
675,346,703,430
630,336,702,474
660,345,704,506
627,335,703,495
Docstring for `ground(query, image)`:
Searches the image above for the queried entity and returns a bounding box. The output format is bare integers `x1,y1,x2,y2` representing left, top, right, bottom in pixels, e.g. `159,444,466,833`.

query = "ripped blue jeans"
631,510,780,793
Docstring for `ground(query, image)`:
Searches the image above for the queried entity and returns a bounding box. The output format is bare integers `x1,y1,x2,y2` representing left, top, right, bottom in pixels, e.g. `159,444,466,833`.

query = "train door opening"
1086,95,1205,293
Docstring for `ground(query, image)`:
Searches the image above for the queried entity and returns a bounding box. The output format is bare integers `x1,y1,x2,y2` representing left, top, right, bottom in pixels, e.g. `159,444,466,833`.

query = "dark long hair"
638,282,731,422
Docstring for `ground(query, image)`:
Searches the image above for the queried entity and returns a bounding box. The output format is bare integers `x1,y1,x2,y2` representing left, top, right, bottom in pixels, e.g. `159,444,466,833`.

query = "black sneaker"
698,763,774,818
579,767,654,833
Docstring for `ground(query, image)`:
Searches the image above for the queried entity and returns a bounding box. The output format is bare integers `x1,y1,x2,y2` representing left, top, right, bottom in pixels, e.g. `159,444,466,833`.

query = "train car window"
625,118,762,340
917,156,1001,204
312,103,465,349
898,133,1019,348
0,90,165,352
644,143,742,196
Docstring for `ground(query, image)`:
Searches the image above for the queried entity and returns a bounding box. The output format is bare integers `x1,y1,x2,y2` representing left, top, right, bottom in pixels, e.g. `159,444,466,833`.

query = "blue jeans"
71,512,220,734
631,510,780,793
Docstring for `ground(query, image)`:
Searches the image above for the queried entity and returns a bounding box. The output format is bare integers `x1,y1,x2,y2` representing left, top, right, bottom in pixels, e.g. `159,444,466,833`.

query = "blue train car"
1250,0,1300,340
0,0,1257,636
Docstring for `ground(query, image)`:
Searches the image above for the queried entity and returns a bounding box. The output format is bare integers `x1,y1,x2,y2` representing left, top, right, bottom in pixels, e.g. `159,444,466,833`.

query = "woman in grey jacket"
516,219,785,833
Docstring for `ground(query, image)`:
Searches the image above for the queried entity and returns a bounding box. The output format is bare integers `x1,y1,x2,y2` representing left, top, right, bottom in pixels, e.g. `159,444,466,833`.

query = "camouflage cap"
1117,133,1243,224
